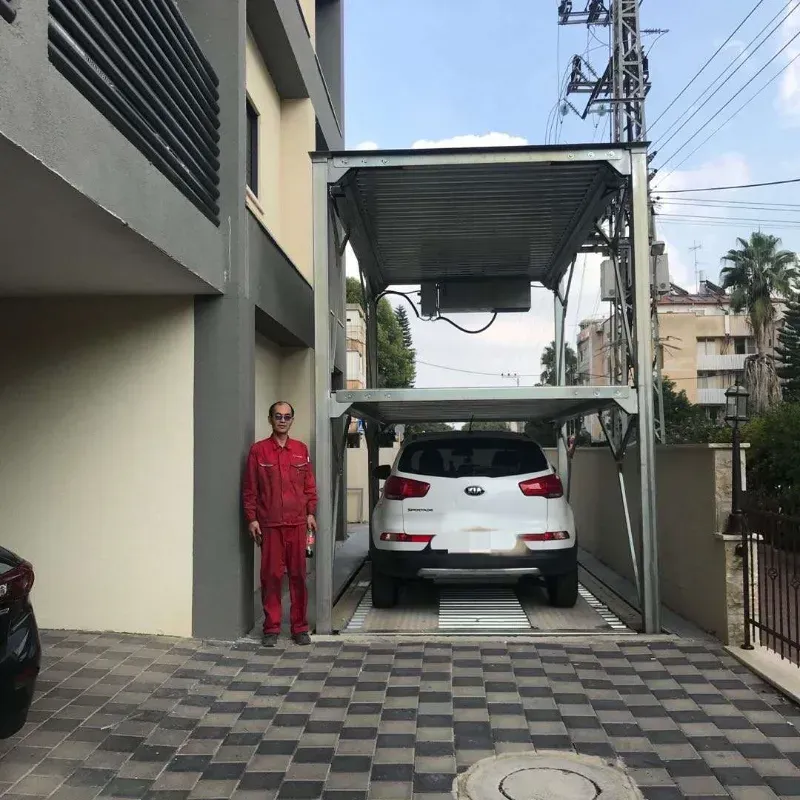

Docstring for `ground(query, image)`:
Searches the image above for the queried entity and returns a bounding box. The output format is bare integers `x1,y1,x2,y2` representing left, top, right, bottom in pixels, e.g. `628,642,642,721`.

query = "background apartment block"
0,0,344,640
577,280,784,436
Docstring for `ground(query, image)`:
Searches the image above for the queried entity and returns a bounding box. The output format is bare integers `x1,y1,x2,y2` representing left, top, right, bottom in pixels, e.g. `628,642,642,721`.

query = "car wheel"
546,569,579,608
371,571,398,609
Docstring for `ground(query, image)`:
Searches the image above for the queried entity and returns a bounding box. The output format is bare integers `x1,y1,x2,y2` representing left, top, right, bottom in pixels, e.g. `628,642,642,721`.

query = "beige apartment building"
577,281,784,432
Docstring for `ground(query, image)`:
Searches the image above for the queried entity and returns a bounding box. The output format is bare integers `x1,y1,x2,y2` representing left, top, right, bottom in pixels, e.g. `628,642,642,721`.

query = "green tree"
403,421,454,439
743,403,800,511
660,376,719,444
395,305,413,349
539,341,579,386
346,277,415,388
776,294,800,401
720,232,798,414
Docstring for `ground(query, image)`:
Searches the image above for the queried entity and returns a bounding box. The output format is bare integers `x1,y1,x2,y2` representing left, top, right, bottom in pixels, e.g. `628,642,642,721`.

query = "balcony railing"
47,0,220,223
696,353,748,371
697,388,727,405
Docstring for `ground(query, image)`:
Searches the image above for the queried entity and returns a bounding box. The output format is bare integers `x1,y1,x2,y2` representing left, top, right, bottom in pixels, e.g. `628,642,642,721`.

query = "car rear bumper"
371,546,577,582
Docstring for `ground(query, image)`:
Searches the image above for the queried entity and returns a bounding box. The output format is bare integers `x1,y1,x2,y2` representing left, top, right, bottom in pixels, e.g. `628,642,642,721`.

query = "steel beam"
322,145,630,174
312,157,334,635
631,148,660,634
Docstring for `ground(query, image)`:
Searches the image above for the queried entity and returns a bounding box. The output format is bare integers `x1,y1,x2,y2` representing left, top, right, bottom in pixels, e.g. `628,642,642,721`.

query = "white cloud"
779,5,800,125
411,132,529,149
353,140,379,150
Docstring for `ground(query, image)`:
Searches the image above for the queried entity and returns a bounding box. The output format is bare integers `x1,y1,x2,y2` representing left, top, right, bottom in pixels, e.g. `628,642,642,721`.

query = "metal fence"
742,499,800,665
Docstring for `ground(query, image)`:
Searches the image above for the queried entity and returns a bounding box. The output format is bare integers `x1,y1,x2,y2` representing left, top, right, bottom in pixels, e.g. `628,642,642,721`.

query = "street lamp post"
724,383,753,650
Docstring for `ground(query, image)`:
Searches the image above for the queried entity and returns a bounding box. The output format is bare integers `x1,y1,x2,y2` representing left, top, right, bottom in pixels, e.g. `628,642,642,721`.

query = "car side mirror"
373,464,391,481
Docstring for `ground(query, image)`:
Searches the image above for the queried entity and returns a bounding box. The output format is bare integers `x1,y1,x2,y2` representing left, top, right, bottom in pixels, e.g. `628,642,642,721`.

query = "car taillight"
519,532,571,542
383,476,430,500
0,562,34,606
519,474,564,498
380,532,434,543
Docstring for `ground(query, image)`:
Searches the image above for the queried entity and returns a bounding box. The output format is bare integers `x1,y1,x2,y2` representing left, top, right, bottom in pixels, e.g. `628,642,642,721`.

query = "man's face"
270,404,294,436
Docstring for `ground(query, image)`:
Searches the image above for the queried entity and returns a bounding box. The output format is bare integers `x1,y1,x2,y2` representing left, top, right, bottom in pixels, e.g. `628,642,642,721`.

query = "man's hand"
307,514,317,533
248,520,262,546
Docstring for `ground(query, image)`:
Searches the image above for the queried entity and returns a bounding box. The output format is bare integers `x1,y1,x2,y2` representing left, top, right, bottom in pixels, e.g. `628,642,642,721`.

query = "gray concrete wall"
0,0,226,290
181,0,257,640
249,211,314,348
315,0,344,132
563,444,746,644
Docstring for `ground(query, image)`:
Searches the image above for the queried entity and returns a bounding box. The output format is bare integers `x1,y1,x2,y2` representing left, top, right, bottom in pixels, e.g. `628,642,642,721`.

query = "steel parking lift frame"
312,143,659,635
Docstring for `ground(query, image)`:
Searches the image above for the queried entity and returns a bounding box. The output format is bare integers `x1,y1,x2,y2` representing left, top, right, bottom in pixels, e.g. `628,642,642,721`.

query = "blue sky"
342,0,800,388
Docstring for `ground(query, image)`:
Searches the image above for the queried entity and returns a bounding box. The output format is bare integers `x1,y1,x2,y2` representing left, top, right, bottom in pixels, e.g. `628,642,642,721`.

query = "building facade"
577,281,784,434
0,0,344,639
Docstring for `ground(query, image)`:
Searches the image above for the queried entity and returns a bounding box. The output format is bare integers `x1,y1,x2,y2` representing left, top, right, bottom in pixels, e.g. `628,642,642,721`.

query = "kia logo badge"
465,486,485,496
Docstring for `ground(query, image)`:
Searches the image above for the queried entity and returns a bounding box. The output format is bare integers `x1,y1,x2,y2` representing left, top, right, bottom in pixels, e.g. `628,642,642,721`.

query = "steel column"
631,148,660,634
554,287,568,484
364,291,380,517
312,158,334,635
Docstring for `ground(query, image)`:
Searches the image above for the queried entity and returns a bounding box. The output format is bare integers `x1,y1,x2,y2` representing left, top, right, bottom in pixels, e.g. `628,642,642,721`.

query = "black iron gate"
742,502,800,665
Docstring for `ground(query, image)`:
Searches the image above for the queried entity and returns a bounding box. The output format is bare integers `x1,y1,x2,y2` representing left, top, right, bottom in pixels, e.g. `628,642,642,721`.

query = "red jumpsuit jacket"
242,436,318,528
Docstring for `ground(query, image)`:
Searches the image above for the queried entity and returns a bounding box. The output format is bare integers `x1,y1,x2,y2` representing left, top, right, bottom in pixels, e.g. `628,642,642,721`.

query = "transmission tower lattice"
557,0,667,446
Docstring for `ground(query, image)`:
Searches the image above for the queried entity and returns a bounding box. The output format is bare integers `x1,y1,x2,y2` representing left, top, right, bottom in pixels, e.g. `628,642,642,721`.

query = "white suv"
371,431,578,609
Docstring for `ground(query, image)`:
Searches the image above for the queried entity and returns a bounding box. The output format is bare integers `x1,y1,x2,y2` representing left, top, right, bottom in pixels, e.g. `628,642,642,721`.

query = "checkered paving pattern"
2,632,800,800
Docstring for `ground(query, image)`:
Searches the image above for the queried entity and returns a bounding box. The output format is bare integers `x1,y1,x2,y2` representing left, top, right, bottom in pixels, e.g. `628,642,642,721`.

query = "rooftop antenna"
690,241,703,294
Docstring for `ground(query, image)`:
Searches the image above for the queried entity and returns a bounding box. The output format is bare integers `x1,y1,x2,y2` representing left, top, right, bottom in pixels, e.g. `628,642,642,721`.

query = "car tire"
371,571,398,609
0,707,29,740
546,569,579,608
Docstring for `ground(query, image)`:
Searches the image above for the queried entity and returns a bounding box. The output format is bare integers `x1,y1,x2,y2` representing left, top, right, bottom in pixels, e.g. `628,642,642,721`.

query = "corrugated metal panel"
698,388,727,405
334,157,623,293
47,0,220,223
697,353,748,371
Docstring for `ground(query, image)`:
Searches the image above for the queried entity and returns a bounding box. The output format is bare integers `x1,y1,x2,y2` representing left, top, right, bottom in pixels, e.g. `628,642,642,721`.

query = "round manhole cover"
500,767,599,800
454,752,643,800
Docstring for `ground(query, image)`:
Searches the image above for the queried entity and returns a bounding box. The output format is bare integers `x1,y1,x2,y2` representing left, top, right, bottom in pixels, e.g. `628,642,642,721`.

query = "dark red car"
0,546,40,738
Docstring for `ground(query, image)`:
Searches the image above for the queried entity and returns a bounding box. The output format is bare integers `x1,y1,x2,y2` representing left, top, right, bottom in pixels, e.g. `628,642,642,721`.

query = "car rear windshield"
398,437,549,479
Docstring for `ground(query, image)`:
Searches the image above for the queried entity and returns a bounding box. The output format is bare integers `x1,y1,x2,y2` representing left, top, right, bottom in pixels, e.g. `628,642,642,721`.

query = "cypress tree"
395,305,413,350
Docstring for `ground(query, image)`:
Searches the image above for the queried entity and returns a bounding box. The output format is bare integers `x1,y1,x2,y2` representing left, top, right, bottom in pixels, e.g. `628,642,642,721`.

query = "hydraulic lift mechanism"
312,143,661,636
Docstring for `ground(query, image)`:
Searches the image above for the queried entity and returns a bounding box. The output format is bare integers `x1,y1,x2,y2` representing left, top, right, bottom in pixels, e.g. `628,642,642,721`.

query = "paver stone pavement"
0,631,799,800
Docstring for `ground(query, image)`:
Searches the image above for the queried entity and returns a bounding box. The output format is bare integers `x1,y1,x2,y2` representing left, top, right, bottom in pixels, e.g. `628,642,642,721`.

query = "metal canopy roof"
321,144,635,295
333,386,637,425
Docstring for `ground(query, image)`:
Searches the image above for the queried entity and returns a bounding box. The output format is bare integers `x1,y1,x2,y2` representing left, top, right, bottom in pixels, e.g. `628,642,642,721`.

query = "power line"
655,47,800,182
656,177,800,194
653,0,796,147
648,0,769,131
656,197,800,210
654,24,800,175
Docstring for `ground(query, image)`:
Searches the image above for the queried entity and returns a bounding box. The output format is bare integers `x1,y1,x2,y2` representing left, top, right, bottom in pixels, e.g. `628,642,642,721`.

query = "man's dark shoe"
261,633,278,648
292,632,311,646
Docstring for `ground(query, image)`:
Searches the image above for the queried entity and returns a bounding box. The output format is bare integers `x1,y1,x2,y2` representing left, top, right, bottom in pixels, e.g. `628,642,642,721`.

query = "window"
246,98,259,196
398,437,549,479
696,338,718,357
733,337,756,355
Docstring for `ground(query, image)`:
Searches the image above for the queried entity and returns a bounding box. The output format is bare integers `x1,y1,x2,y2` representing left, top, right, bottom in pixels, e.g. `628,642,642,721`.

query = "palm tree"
720,232,798,413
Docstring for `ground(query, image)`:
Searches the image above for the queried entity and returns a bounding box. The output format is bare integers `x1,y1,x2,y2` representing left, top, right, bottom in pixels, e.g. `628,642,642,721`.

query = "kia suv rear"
371,432,578,609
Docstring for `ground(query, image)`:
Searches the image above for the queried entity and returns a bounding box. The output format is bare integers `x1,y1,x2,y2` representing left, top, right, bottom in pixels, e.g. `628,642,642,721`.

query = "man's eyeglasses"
273,414,293,422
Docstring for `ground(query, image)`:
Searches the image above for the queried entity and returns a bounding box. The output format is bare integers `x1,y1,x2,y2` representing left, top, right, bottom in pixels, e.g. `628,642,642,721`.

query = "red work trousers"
260,524,308,635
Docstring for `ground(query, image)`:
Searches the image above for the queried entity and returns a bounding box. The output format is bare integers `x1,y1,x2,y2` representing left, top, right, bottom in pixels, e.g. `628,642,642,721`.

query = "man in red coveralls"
242,401,318,647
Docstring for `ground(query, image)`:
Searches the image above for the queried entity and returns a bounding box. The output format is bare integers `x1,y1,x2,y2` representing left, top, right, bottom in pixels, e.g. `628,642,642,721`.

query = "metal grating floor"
439,586,530,631
340,576,631,634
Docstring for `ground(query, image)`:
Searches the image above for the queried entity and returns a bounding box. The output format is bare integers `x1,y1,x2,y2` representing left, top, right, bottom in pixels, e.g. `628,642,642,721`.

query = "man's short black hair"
269,401,295,418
